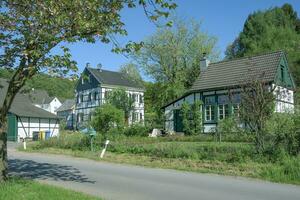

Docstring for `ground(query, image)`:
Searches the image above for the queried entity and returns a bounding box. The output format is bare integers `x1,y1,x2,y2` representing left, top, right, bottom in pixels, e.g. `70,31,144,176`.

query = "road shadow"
8,159,95,183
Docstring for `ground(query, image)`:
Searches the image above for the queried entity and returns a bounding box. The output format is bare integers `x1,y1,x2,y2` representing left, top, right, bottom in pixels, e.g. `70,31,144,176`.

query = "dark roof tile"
190,51,283,92
87,67,144,89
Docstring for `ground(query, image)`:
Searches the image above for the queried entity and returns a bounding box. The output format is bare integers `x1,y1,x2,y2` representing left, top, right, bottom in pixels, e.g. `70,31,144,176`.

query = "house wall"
75,86,144,127
164,89,241,133
57,110,75,129
273,85,294,113
74,68,145,128
16,117,59,141
38,97,62,114
49,98,62,114
164,84,295,134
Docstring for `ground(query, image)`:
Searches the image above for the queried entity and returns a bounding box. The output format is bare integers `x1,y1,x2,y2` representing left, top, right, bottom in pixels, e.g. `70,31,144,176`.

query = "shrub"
123,123,150,137
91,104,124,135
217,117,241,134
181,101,203,135
34,131,90,151
260,156,300,184
265,112,299,157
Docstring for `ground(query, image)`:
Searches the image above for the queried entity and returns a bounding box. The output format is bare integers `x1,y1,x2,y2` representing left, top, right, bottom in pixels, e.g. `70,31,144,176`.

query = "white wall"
17,117,59,139
75,86,145,125
49,97,62,114
273,85,294,113
164,93,200,133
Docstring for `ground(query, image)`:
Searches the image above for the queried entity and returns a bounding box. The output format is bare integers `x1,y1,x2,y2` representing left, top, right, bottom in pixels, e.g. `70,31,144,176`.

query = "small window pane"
218,95,229,104
205,96,215,105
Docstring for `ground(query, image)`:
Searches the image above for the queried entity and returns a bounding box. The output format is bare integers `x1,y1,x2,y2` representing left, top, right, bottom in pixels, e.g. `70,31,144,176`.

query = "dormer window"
281,66,284,82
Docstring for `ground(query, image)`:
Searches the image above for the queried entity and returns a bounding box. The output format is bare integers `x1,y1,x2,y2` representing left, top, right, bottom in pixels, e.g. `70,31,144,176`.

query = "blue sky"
62,0,300,74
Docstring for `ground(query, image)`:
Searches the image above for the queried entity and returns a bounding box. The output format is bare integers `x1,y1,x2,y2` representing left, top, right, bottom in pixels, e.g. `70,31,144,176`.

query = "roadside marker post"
100,140,110,158
22,138,26,150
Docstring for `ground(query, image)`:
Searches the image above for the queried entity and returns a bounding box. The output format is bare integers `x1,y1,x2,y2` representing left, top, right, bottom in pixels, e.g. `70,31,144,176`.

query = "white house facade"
0,78,60,142
75,66,144,128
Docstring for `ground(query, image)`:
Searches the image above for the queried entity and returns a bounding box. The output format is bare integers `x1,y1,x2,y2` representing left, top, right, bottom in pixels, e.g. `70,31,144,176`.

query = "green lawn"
0,178,102,200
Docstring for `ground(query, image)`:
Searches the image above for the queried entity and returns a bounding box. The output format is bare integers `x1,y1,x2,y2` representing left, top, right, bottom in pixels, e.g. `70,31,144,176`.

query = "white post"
100,140,110,158
23,138,26,150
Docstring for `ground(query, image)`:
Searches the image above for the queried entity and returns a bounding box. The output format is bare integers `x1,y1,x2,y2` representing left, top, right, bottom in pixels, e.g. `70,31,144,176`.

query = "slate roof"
0,78,59,119
24,89,50,105
87,67,144,89
190,51,284,92
55,99,75,112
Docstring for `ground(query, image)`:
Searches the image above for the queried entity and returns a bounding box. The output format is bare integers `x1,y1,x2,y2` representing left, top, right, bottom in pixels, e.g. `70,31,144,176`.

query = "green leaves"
133,17,219,117
225,3,300,88
91,104,124,134
106,88,135,123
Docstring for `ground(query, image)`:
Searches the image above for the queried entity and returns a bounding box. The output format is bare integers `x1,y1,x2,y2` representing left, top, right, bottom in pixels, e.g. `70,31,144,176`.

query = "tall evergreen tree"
225,4,300,87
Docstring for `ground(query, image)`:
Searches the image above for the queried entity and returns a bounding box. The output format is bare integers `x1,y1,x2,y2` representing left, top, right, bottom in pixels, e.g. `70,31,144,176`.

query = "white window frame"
232,104,240,117
218,104,229,120
205,105,214,121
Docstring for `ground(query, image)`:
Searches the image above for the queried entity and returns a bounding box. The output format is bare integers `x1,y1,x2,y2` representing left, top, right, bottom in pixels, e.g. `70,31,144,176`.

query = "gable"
76,68,100,92
275,54,296,89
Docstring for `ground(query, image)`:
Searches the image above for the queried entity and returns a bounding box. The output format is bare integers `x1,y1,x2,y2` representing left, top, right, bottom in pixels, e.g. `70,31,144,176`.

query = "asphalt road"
7,142,300,200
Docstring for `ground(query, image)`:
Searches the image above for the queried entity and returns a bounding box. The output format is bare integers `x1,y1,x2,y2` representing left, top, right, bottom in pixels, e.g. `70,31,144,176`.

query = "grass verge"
21,146,300,185
0,178,102,200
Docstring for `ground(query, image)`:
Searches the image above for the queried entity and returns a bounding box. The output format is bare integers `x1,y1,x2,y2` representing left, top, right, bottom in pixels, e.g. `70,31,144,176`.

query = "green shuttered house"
162,51,295,133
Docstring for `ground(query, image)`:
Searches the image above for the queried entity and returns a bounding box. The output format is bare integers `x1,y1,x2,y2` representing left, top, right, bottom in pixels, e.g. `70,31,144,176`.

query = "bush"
34,131,90,151
108,141,255,163
91,104,124,135
123,123,150,137
260,156,300,184
217,117,241,133
265,112,299,157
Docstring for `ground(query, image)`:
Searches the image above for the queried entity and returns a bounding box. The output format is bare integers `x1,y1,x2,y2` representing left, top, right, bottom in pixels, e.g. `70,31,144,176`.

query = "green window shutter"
7,114,17,141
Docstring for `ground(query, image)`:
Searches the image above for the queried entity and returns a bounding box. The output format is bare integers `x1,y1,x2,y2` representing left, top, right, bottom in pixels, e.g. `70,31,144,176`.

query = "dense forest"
0,69,76,100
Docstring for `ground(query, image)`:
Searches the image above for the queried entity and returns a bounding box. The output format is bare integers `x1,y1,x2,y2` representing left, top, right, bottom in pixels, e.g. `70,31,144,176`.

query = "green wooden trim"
7,114,17,141
274,54,296,89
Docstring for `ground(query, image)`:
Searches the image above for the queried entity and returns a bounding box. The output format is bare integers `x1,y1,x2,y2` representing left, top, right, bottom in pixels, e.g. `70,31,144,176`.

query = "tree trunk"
0,118,8,182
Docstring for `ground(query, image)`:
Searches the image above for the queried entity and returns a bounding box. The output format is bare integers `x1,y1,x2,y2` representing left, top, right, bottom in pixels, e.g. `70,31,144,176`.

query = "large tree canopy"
133,17,219,122
0,0,176,182
225,3,300,87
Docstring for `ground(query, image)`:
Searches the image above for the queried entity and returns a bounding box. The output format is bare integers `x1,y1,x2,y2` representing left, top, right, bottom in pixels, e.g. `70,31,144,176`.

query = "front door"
173,109,183,132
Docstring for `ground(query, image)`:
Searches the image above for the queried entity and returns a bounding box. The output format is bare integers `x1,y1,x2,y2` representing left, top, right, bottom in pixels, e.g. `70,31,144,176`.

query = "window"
88,113,92,121
204,96,215,121
205,105,215,121
140,113,143,121
132,94,138,103
104,90,111,99
88,93,92,101
231,93,241,104
80,94,83,103
281,66,285,82
93,92,97,101
139,95,144,104
77,113,83,123
205,96,215,105
132,112,139,122
218,104,229,120
232,104,240,117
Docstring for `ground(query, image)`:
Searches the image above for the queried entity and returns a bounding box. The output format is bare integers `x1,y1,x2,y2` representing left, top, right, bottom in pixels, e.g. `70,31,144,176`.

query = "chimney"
86,62,91,68
200,52,210,72
97,63,102,71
